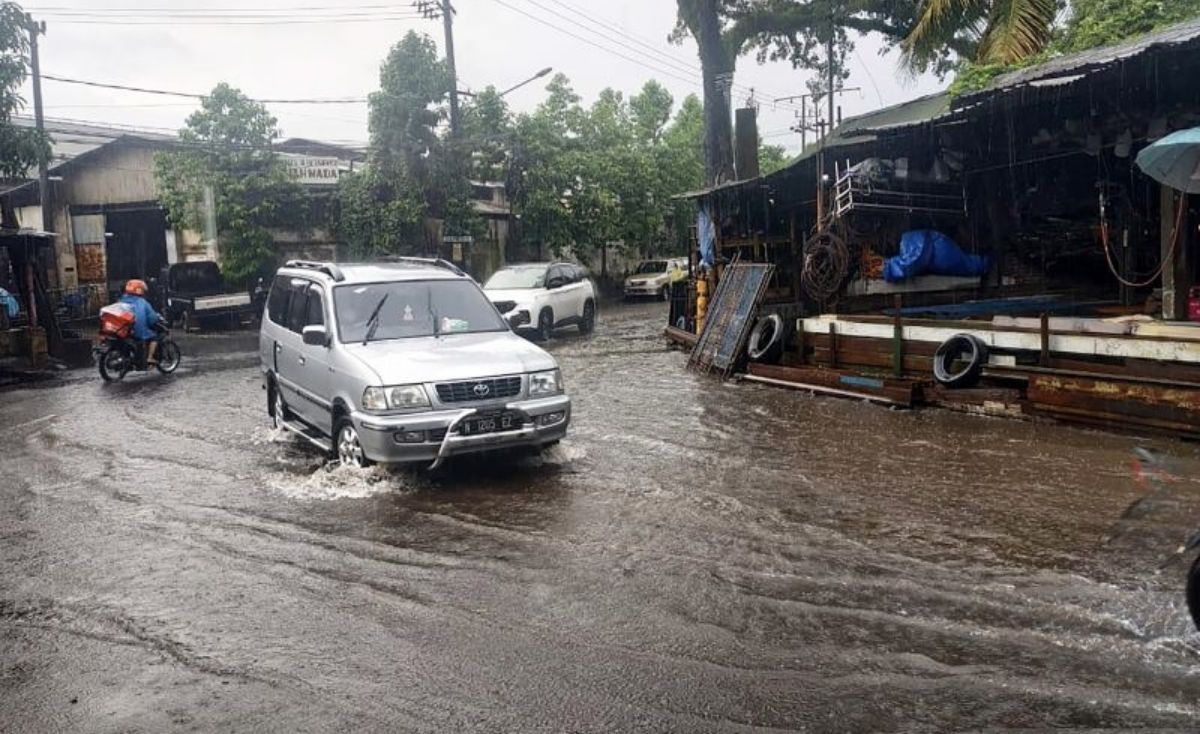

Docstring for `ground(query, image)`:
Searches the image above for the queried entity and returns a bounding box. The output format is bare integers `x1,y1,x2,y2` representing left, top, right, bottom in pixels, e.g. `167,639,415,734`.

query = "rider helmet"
124,279,148,296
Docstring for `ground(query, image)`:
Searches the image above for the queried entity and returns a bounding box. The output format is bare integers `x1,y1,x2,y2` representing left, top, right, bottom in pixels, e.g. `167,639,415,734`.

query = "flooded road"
4,302,1200,732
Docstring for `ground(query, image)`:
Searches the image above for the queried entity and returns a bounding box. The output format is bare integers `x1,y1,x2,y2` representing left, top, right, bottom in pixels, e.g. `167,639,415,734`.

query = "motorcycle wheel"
98,348,129,382
156,340,182,374
1187,555,1200,633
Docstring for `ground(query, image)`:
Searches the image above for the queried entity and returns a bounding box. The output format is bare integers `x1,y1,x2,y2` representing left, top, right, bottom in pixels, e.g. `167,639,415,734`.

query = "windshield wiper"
429,287,440,338
363,292,390,345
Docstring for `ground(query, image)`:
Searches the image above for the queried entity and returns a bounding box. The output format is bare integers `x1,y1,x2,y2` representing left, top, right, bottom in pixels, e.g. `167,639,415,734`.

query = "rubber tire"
334,418,372,469
1188,555,1200,633
98,348,129,383
536,309,554,342
579,300,595,335
747,314,784,363
933,334,988,388
155,340,181,374
269,381,290,429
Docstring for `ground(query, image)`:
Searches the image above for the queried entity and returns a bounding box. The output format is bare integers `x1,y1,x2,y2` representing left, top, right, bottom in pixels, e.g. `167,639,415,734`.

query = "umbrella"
1136,126,1200,193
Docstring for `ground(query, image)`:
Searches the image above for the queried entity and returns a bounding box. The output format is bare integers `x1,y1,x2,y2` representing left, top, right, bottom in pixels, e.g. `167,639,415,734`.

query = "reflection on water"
3,302,1200,731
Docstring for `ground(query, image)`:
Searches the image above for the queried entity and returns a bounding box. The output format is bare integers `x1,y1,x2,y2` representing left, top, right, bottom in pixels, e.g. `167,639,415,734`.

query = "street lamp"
499,67,553,98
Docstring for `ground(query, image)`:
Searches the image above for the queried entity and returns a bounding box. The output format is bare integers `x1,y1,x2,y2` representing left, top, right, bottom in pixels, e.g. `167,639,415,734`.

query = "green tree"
903,0,1057,71
155,83,305,286
335,30,481,257
1059,0,1200,53
0,2,48,181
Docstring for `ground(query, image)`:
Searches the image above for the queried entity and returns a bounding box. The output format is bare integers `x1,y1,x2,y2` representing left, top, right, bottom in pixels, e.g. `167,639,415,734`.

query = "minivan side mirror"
302,325,329,347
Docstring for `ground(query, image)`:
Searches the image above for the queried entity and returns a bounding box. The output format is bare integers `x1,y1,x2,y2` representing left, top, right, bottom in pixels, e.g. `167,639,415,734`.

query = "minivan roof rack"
375,256,466,277
284,260,345,282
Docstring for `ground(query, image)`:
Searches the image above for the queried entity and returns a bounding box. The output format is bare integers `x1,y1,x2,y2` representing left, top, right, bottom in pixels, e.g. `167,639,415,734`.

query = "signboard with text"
283,155,344,186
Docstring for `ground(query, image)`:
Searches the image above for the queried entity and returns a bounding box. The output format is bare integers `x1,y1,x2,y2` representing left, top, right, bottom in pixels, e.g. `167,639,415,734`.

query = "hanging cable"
1100,188,1185,289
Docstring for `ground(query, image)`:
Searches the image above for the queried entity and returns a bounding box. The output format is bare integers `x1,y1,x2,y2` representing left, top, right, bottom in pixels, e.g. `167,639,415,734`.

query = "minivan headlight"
529,369,562,396
362,385,431,411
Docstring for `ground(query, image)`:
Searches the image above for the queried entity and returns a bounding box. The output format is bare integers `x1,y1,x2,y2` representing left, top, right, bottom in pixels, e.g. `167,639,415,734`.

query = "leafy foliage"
154,83,306,286
334,31,480,257
946,0,1200,99
903,0,1057,72
0,2,48,181
1059,0,1200,52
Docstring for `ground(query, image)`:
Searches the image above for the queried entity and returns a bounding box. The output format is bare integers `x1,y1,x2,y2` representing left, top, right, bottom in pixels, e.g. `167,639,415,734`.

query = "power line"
489,0,705,90
26,3,409,10
499,0,803,115
29,13,423,25
31,9,417,18
538,0,798,112
519,0,699,80
42,74,371,104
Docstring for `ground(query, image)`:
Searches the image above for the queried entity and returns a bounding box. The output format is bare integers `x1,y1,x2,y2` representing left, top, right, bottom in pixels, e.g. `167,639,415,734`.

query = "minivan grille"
436,376,522,403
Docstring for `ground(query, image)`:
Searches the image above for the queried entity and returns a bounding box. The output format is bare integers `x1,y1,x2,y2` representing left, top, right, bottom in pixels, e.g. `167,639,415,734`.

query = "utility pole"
24,13,51,233
415,0,460,136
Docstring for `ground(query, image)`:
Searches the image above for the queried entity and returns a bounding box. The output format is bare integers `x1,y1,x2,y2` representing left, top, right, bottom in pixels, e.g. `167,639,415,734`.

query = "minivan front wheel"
335,419,371,469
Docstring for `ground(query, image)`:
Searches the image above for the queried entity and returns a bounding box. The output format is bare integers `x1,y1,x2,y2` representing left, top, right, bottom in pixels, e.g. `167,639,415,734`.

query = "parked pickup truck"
159,261,267,331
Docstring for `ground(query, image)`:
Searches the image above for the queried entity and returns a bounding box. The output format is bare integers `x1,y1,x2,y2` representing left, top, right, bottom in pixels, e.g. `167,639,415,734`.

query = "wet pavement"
3,302,1200,732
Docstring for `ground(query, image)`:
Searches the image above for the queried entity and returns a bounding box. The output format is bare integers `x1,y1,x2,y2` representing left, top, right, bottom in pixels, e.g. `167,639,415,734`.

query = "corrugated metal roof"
673,92,953,200
965,16,1200,98
10,115,176,175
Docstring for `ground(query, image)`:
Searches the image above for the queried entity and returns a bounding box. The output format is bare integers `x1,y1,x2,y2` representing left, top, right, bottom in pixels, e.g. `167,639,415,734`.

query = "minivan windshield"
334,280,507,343
636,261,668,275
484,266,548,290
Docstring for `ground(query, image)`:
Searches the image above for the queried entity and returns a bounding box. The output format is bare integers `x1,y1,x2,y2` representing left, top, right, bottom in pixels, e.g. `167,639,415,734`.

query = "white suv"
484,263,596,341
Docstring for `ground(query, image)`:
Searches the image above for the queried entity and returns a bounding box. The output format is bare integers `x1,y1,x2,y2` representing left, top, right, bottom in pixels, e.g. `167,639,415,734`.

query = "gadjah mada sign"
283,155,344,186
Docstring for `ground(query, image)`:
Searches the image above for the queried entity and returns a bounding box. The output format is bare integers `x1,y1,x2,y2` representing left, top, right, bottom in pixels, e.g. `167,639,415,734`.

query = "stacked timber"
792,314,1200,439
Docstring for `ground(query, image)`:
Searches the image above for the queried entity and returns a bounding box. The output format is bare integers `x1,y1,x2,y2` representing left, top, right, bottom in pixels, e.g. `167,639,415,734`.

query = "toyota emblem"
473,383,491,397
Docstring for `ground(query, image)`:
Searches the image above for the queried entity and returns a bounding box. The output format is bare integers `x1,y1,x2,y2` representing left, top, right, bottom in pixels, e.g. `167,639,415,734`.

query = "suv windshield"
485,266,548,290
636,261,668,275
334,280,507,343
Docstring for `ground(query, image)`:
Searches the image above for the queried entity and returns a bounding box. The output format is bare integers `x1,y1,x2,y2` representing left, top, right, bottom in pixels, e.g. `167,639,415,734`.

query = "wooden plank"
748,363,918,404
801,317,1200,365
812,348,933,374
664,326,698,348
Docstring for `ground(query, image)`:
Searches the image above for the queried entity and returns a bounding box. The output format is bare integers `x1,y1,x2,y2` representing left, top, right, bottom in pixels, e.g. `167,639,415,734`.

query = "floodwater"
3,302,1200,732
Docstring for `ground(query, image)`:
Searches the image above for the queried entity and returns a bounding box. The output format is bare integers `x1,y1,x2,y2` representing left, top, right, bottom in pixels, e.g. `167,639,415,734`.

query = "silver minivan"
260,259,571,469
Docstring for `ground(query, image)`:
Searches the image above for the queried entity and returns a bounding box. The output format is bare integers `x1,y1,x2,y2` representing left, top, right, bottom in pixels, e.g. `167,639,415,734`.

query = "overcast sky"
20,0,944,153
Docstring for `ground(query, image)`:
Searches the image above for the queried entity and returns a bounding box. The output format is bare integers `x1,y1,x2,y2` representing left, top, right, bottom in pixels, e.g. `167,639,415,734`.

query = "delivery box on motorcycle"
99,303,136,338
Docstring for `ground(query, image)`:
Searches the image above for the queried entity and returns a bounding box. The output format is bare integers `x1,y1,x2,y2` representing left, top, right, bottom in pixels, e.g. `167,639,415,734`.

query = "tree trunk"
692,0,735,186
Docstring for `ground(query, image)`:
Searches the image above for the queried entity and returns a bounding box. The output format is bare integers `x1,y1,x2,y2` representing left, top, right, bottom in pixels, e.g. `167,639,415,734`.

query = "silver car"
260,259,571,469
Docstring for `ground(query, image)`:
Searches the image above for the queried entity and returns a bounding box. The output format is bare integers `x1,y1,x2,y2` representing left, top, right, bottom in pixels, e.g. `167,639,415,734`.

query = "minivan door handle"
297,356,306,365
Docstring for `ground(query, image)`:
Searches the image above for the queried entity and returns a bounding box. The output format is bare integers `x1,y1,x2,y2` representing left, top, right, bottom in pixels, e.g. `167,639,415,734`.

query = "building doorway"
104,207,169,293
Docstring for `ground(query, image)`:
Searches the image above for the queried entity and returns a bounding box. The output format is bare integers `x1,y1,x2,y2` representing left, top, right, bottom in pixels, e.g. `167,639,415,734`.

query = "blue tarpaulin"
883,230,991,282
697,207,716,269
0,288,18,319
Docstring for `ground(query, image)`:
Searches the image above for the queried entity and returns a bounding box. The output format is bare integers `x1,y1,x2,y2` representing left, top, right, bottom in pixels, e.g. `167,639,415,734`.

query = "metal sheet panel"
688,263,774,377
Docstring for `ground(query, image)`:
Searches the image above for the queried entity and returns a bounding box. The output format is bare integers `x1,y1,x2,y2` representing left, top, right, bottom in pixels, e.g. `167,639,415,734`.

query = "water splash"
266,463,411,501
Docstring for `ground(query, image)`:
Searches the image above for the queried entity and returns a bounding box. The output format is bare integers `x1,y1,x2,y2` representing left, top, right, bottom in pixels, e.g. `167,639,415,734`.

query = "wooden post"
828,322,838,368
1039,312,1050,367
797,318,807,365
892,295,903,378
1162,186,1191,320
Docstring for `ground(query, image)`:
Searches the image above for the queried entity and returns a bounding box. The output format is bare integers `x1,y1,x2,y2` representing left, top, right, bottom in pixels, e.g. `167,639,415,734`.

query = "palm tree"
902,0,1058,72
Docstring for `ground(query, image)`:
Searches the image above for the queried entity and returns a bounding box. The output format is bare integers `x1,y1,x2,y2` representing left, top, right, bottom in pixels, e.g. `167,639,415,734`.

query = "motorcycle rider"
120,279,163,366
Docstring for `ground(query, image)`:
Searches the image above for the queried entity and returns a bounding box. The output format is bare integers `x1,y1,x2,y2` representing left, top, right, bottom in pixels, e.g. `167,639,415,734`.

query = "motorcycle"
95,319,182,382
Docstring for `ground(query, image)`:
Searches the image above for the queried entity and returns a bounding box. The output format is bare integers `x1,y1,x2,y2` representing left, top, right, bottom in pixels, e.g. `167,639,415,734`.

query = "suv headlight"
529,369,563,396
362,384,431,411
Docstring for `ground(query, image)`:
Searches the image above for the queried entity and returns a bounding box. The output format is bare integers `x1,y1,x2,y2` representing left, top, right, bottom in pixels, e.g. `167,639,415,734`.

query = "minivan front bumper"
350,394,571,467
